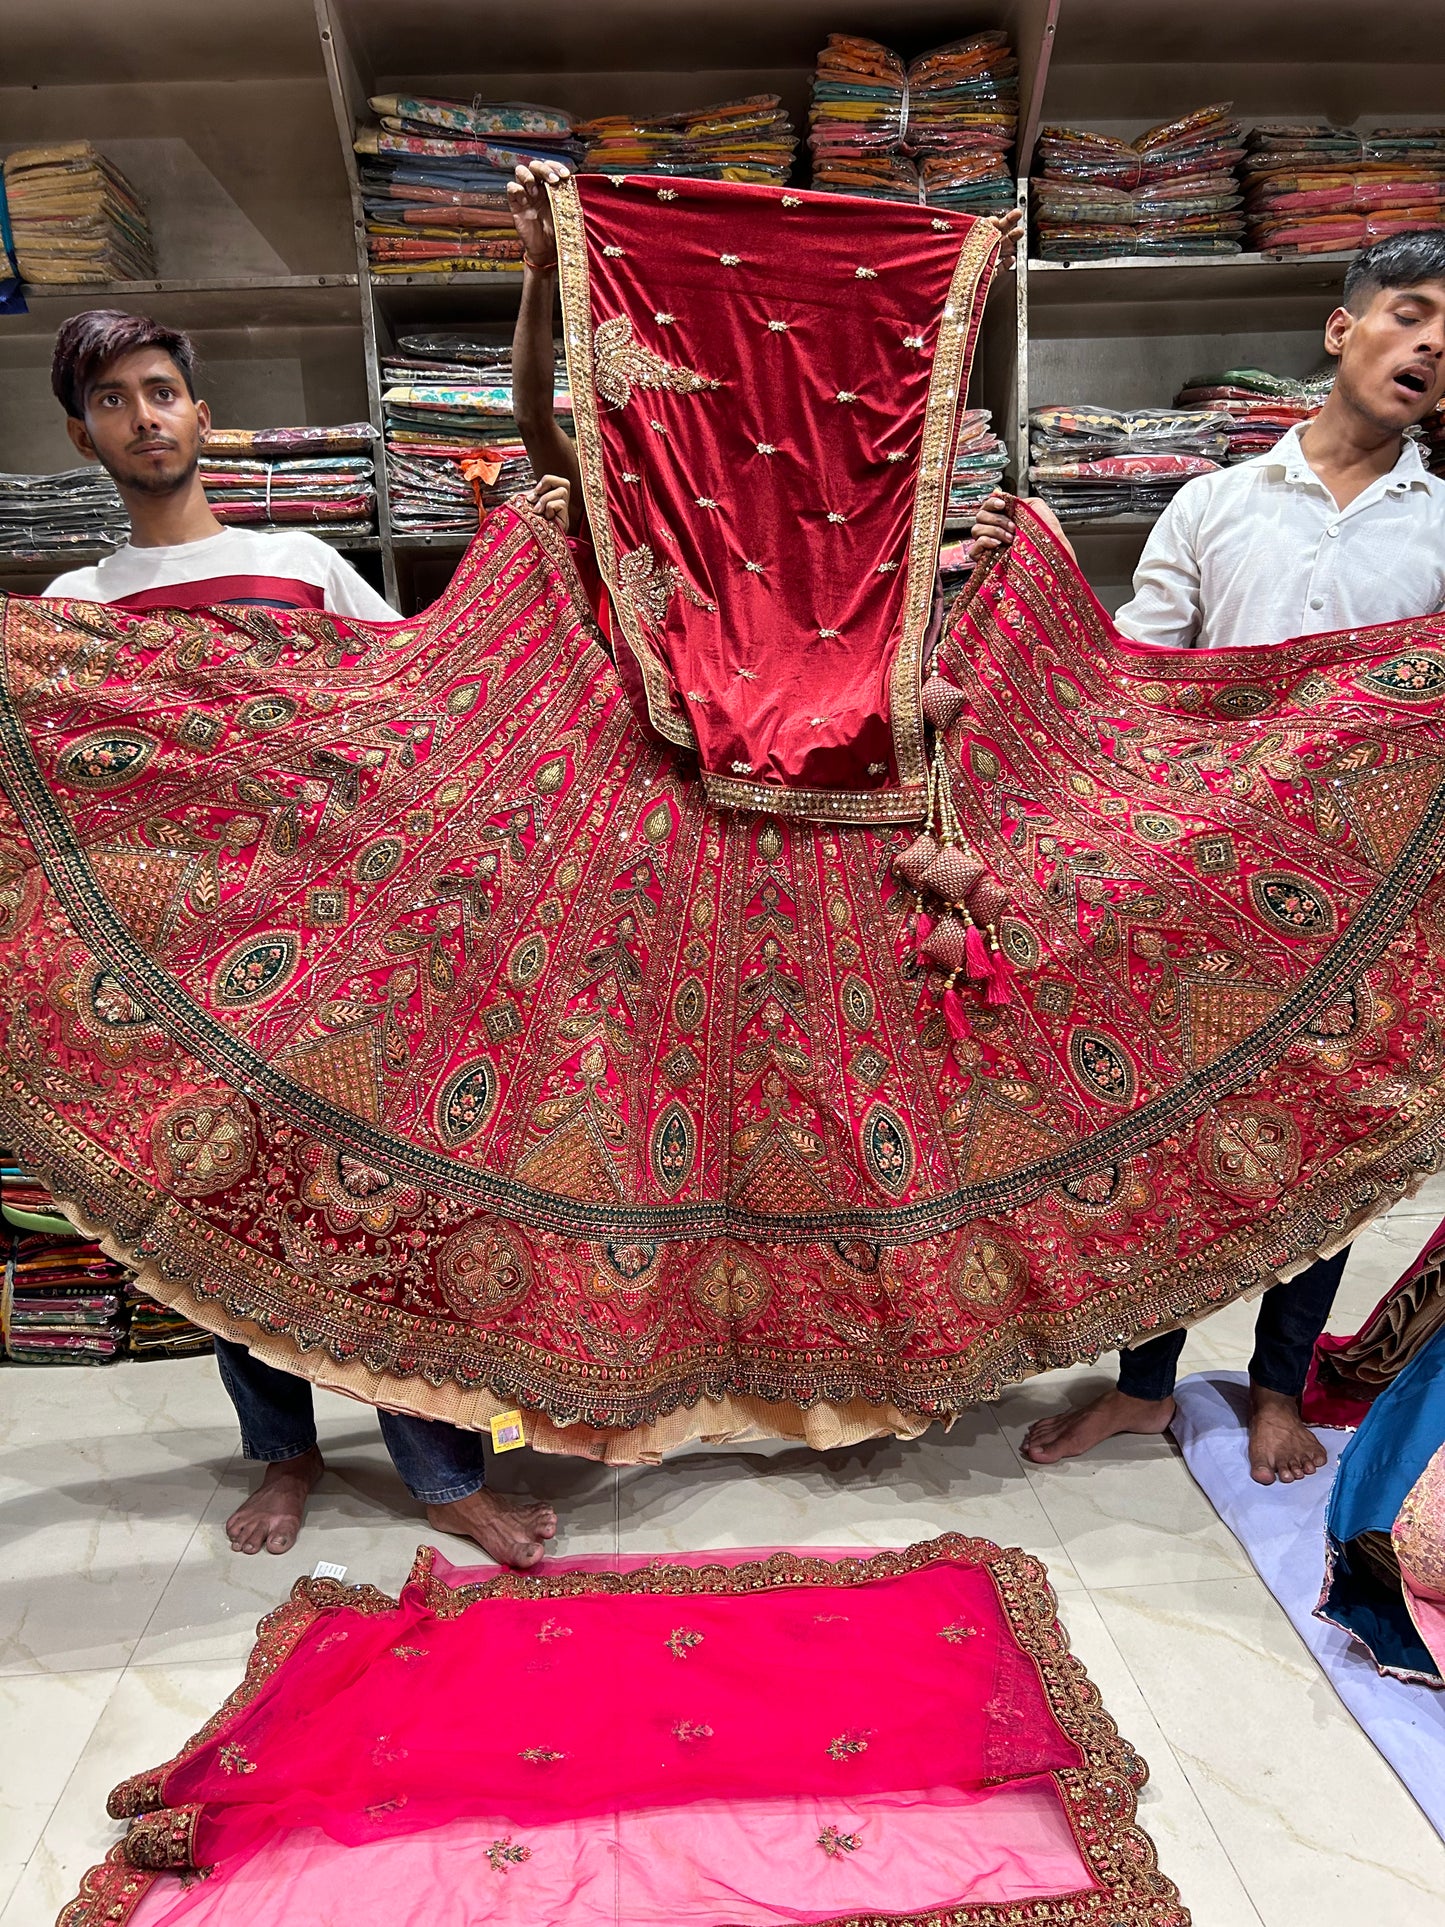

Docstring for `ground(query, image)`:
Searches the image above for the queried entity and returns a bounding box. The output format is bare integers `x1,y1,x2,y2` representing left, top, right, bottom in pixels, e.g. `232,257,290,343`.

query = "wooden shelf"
1025,251,1356,307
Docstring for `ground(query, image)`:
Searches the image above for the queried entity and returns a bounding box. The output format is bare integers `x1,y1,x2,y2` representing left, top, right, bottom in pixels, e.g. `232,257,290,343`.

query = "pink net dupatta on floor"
58,1537,1189,1927
6,181,1445,1460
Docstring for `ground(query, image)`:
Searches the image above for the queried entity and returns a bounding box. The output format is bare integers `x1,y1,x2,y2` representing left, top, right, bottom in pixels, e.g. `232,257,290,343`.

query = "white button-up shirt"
1113,425,1445,650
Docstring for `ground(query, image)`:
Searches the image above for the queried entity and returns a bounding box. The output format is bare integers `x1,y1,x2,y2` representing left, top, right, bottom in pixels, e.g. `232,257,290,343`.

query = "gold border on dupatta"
550,173,697,752
549,177,998,823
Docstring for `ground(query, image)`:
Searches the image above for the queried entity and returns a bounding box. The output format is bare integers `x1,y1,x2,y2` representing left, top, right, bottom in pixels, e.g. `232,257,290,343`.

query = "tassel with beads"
942,979,972,1044
964,919,990,981
984,926,1017,1007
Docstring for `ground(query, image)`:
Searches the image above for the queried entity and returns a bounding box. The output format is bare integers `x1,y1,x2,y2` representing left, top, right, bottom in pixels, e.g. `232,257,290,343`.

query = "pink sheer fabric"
68,1541,1188,1927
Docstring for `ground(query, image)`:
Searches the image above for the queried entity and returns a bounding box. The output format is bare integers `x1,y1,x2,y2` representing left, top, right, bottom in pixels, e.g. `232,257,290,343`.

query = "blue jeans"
213,1337,487,1505
1117,1249,1349,1403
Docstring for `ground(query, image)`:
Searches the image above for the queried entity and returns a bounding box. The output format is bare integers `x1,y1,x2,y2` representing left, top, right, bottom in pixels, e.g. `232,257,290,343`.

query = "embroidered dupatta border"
551,175,999,824
58,1535,1189,1927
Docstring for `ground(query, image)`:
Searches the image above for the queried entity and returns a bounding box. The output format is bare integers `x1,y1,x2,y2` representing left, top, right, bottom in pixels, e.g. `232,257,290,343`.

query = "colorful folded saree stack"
2,141,156,285
1243,123,1445,254
200,455,377,536
808,33,1017,214
0,466,126,557
1173,367,1331,461
10,182,1445,1462
56,1538,1187,1927
578,96,797,185
3,1228,128,1364
944,408,1009,533
356,97,583,276
381,333,572,536
1034,105,1245,260
1028,403,1228,519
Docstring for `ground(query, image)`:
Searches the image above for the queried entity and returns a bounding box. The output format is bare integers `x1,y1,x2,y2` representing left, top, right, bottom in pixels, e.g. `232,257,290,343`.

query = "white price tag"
311,1561,348,1581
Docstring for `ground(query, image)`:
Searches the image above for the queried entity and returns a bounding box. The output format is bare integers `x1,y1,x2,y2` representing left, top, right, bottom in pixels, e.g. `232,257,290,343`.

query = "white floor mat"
1171,1370,1445,1841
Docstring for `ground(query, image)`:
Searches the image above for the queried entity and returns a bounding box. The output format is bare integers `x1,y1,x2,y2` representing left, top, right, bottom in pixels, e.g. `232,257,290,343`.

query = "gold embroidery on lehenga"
216,1744,255,1776
519,1747,565,1764
591,315,719,410
666,1626,704,1657
616,545,715,635
486,1838,532,1872
818,1825,864,1857
826,1730,871,1760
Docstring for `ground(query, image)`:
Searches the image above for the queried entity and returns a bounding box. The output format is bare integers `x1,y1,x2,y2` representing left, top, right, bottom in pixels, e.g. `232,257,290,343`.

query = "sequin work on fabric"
5,501,1445,1457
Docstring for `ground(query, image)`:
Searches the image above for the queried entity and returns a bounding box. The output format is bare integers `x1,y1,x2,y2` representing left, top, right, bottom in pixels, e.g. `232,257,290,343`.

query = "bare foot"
1023,1388,1175,1464
226,1447,324,1555
427,1489,558,1570
1247,1385,1327,1486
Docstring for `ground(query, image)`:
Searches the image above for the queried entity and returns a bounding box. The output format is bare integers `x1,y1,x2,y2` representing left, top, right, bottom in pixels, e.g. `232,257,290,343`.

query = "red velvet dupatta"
60,1537,1189,1927
550,174,998,821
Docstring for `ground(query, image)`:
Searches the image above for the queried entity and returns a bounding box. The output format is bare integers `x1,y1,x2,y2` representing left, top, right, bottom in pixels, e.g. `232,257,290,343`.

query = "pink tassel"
942,984,972,1044
914,909,934,943
964,920,990,981
985,935,1017,1007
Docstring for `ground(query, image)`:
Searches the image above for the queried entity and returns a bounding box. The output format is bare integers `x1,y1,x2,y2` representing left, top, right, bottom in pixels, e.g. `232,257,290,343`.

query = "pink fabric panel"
127,1778,1092,1926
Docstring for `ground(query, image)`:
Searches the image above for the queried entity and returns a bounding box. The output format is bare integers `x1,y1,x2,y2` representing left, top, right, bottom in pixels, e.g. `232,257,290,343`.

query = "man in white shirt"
43,308,563,1568
1019,229,1445,1485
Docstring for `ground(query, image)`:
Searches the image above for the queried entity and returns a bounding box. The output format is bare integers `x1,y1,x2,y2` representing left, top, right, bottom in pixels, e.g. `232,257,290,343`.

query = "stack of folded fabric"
2,141,156,284
1242,124,1445,254
1173,367,1331,460
1034,105,1245,260
382,333,572,537
0,467,126,558
200,434,377,535
124,1282,213,1358
808,33,1017,213
579,97,797,184
1028,404,1229,520
356,96,583,276
944,409,1009,532
4,1230,129,1364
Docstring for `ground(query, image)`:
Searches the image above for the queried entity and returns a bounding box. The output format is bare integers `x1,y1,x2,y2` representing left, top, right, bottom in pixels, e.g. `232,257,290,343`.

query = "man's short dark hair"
1343,229,1445,312
51,310,197,420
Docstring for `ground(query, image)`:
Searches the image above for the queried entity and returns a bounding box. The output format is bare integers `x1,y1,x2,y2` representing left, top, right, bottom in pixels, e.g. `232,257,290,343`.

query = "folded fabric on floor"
1243,124,1445,253
382,332,572,536
2,140,156,284
356,100,583,276
1319,1319,1445,1686
0,465,126,557
808,33,1017,213
1034,105,1245,260
1173,367,1331,461
59,1537,1185,1927
1028,403,1227,518
579,96,798,185
1172,1371,1445,1843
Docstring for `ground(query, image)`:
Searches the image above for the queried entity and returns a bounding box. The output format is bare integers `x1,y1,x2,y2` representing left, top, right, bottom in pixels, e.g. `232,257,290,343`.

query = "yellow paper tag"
489,1409,526,1453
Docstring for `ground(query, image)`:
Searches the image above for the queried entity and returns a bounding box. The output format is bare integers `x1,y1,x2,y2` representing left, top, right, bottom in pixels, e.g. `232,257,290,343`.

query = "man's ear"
65,415,98,463
1323,303,1354,358
195,397,212,435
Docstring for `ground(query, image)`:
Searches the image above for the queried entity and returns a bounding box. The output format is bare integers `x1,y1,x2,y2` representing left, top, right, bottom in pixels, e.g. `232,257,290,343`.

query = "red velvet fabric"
553,174,998,820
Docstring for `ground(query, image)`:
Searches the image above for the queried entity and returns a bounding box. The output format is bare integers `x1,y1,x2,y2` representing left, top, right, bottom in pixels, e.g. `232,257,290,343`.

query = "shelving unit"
3,0,1444,612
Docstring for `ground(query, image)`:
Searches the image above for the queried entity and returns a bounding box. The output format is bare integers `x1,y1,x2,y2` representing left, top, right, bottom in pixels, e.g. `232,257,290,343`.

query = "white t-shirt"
1114,425,1445,651
45,526,396,620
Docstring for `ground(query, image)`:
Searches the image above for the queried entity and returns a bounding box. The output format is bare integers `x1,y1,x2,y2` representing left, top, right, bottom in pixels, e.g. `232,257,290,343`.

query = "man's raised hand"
508,160,571,273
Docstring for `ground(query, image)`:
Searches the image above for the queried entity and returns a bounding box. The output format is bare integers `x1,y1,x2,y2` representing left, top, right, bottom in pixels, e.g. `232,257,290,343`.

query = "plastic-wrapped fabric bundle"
3,1228,128,1363
0,466,127,557
808,33,1017,213
1243,123,1445,253
943,409,1008,533
356,99,584,276
1034,105,1245,260
381,334,572,536
199,455,376,534
1028,403,1227,520
2,141,155,284
1174,366,1332,461
579,97,797,184
202,425,375,457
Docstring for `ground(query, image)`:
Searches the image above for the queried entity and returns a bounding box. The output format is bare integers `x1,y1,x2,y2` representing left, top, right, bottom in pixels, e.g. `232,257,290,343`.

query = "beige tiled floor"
4,1186,1445,1925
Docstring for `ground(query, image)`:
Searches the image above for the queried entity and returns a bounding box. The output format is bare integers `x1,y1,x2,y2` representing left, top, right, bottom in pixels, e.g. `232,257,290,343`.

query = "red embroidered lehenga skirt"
6,178,1445,1460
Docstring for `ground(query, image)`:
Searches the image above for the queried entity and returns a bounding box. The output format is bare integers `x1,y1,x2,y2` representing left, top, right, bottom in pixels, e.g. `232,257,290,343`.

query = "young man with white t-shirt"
1013,229,1445,1485
43,309,565,1569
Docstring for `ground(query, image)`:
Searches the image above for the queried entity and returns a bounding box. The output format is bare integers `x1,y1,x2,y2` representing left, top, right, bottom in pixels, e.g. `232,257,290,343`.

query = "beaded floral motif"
537,1618,572,1643
939,1620,978,1643
519,1747,565,1764
216,1744,255,1776
390,1644,428,1660
486,1837,532,1873
591,315,718,410
672,1719,714,1742
826,1730,870,1760
666,1626,704,1658
818,1824,864,1858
